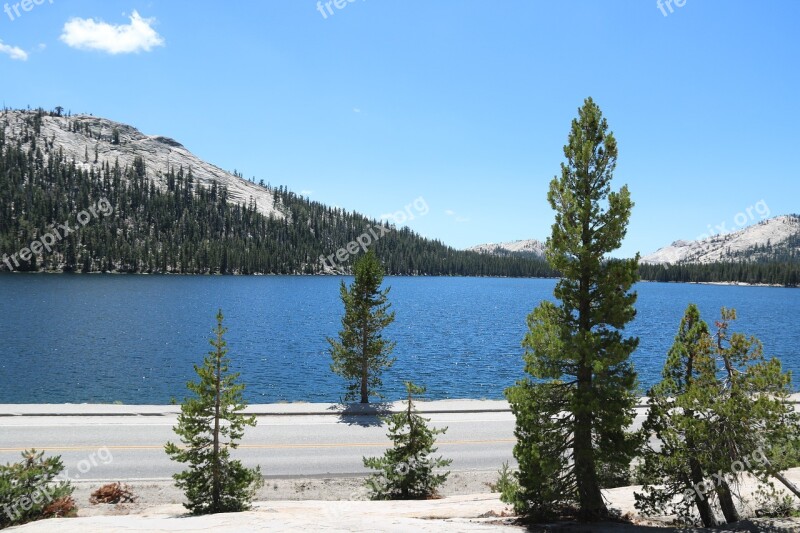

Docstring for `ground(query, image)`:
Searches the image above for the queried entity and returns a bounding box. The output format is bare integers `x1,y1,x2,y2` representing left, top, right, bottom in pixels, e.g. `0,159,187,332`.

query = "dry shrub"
89,482,136,504
42,496,77,517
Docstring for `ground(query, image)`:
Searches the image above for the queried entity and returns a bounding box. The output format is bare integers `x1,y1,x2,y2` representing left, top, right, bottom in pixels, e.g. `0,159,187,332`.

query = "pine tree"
707,308,800,518
505,97,640,520
634,304,722,526
328,249,396,403
636,305,800,527
165,310,263,515
363,381,452,499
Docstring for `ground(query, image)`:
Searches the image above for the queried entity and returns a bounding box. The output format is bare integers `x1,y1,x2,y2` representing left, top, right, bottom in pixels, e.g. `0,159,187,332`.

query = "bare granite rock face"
642,215,800,264
1,109,284,220
469,216,800,266
467,239,546,258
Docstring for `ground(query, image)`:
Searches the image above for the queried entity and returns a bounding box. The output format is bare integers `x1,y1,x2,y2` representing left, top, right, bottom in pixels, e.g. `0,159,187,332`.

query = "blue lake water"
0,275,797,404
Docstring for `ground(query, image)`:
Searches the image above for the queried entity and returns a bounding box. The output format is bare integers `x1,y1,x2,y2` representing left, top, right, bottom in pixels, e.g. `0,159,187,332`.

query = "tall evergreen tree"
165,310,263,515
328,249,396,403
505,97,640,520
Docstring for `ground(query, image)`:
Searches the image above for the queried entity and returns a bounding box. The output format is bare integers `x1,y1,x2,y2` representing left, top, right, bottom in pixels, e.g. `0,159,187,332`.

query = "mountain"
0,108,556,277
470,216,800,267
0,108,281,218
467,239,546,259
468,221,800,286
642,216,800,264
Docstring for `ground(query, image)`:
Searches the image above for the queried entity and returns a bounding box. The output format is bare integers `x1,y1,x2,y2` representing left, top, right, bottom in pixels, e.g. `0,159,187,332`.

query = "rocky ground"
8,470,800,532
68,470,501,518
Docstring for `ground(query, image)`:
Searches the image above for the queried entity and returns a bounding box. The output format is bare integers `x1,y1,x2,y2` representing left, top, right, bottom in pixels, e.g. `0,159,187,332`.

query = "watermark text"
3,0,53,22
1,197,113,271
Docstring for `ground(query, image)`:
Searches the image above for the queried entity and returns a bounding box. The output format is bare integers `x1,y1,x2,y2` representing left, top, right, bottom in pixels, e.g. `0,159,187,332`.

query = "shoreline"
3,395,799,416
1,270,796,287
0,270,562,280
641,279,793,289
689,280,790,288
0,399,511,417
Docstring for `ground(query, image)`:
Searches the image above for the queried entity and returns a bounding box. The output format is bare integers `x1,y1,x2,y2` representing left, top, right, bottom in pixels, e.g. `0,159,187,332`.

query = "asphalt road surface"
0,407,523,481
0,397,711,482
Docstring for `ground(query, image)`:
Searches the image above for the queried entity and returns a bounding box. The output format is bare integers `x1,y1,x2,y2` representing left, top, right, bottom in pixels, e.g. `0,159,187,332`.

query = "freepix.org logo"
657,0,687,17
3,0,54,22
1,197,114,271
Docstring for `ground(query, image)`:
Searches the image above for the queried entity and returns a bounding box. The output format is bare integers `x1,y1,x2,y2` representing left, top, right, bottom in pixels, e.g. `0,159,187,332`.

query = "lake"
0,275,797,404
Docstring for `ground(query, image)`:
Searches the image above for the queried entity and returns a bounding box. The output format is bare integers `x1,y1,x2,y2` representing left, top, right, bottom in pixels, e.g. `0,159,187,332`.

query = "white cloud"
0,40,28,61
300,190,314,196
60,11,164,54
353,108,361,113
444,209,469,223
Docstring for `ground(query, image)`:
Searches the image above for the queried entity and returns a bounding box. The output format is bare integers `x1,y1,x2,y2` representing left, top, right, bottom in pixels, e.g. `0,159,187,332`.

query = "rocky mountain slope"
469,216,800,266
467,239,546,259
641,215,800,264
0,109,282,219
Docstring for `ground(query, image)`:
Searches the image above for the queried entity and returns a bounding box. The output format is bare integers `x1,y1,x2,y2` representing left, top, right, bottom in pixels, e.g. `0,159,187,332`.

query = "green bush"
363,382,452,500
490,461,520,506
754,486,800,518
0,449,74,529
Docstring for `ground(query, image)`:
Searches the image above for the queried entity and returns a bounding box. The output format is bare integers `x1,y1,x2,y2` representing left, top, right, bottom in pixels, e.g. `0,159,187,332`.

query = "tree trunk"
717,479,740,523
574,366,606,519
361,309,369,404
688,457,719,527
684,364,718,527
769,468,800,499
573,264,607,520
213,345,222,510
361,365,368,404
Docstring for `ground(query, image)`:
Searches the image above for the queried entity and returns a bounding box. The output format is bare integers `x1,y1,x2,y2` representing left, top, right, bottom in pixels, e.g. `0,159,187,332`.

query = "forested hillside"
2,108,798,285
0,115,555,277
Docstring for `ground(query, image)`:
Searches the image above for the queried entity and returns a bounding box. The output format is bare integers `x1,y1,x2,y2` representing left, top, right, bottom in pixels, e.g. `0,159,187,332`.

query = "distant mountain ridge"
467,217,800,286
467,239,546,259
469,216,800,266
642,215,800,264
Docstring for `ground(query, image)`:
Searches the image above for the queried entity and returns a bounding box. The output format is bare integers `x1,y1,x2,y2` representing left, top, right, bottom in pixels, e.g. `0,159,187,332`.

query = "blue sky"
1,1,798,257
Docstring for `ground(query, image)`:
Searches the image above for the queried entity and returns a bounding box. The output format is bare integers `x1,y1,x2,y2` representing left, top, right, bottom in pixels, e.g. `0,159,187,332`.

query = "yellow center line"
0,438,515,453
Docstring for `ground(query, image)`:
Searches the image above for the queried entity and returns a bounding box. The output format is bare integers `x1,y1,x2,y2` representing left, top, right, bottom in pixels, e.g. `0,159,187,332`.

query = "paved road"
7,395,758,482
0,402,523,481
